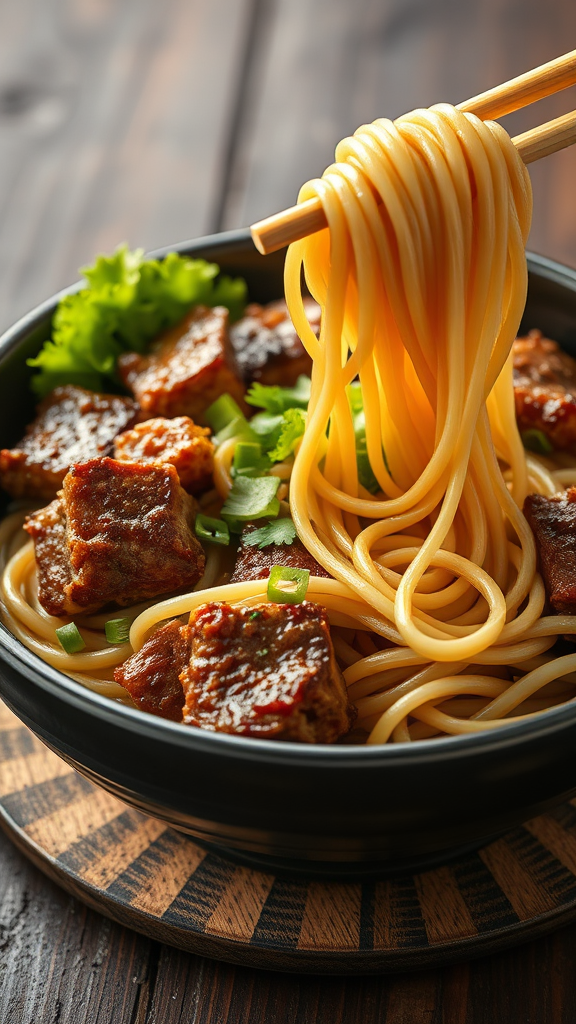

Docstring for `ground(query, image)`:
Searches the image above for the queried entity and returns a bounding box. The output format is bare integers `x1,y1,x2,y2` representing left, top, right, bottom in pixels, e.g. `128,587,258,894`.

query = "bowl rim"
2,232,576,767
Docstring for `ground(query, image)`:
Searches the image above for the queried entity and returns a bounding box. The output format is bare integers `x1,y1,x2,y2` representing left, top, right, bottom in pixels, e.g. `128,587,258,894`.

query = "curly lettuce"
28,245,247,398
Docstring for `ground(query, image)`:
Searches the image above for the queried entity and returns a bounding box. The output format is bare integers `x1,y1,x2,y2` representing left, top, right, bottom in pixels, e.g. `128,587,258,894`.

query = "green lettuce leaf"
28,245,247,397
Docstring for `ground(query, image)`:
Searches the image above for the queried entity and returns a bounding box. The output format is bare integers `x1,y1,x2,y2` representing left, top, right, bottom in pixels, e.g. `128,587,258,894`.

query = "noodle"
279,104,576,742
4,103,576,742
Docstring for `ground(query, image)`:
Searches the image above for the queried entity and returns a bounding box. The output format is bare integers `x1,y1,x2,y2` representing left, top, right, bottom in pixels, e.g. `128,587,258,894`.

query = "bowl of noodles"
2,106,576,876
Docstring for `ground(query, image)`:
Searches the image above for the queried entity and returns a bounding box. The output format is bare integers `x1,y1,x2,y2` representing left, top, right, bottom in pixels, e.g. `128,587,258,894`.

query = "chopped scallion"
348,381,387,493
55,622,86,654
221,475,281,532
205,393,246,434
521,428,553,455
356,446,381,494
213,416,256,447
104,617,131,644
232,441,271,477
267,565,310,603
195,514,230,546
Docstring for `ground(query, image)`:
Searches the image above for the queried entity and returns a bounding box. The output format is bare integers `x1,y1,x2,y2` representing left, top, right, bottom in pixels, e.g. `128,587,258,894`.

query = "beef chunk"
181,601,355,742
513,330,576,450
230,298,318,386
23,499,75,616
114,619,189,721
524,488,576,613
230,523,331,583
0,386,138,500
62,458,205,610
25,457,205,615
118,305,245,424
114,416,214,494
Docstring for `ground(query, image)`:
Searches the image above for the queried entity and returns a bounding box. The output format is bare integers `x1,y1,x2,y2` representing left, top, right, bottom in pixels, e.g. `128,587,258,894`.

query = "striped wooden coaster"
2,700,576,975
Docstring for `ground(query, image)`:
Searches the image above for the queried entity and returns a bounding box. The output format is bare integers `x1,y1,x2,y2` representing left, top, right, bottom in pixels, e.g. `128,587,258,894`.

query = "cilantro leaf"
249,412,284,450
245,375,311,414
28,244,247,397
220,475,281,530
267,408,306,462
243,518,298,549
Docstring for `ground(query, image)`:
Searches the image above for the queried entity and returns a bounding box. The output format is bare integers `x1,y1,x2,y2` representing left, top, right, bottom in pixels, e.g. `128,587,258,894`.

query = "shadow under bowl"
1,230,576,879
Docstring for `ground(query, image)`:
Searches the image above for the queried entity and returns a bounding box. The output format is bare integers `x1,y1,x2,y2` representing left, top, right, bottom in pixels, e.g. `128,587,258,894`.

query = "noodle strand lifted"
281,104,576,742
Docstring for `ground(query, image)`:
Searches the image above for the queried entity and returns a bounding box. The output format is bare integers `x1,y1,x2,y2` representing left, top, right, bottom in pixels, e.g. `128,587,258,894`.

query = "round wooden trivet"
3,701,576,975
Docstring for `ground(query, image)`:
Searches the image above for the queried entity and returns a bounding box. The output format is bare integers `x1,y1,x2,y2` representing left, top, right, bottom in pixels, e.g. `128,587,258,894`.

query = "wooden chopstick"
456,48,576,120
513,108,576,163
251,50,576,255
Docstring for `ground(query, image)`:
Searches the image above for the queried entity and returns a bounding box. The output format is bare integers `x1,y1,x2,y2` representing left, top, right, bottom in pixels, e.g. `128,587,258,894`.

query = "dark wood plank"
142,928,576,1024
0,0,254,335
0,828,152,1024
221,0,576,269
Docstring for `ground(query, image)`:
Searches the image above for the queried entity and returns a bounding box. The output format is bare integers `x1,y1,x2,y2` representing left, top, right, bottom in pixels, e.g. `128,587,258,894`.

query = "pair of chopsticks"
251,49,576,255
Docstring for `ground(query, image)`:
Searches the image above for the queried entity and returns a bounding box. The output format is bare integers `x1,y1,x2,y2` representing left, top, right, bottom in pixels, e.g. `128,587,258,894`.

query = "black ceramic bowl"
1,230,576,879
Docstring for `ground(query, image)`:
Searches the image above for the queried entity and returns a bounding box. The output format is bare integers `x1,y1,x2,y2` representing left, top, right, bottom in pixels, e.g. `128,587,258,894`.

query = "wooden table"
1,1,576,1020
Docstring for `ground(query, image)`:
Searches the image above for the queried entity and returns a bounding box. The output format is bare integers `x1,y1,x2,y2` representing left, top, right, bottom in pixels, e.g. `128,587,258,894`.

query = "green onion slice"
267,565,310,604
205,393,246,434
221,475,281,532
104,617,131,644
232,441,270,478
213,416,256,447
521,428,553,455
55,622,86,654
195,514,230,546
356,446,380,494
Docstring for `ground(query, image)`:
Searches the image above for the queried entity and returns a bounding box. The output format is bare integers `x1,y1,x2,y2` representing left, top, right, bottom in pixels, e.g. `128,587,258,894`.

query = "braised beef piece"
181,601,355,742
24,457,205,616
114,416,214,494
118,305,245,425
23,499,74,616
230,523,331,584
513,330,576,450
524,487,576,613
0,386,138,500
114,619,189,721
230,298,318,386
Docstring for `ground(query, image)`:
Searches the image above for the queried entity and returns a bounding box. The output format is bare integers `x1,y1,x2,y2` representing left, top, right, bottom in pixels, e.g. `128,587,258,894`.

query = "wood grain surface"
2,0,576,1020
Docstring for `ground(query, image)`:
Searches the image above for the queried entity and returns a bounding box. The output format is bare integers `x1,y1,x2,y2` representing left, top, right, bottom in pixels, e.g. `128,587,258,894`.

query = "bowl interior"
1,233,576,759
